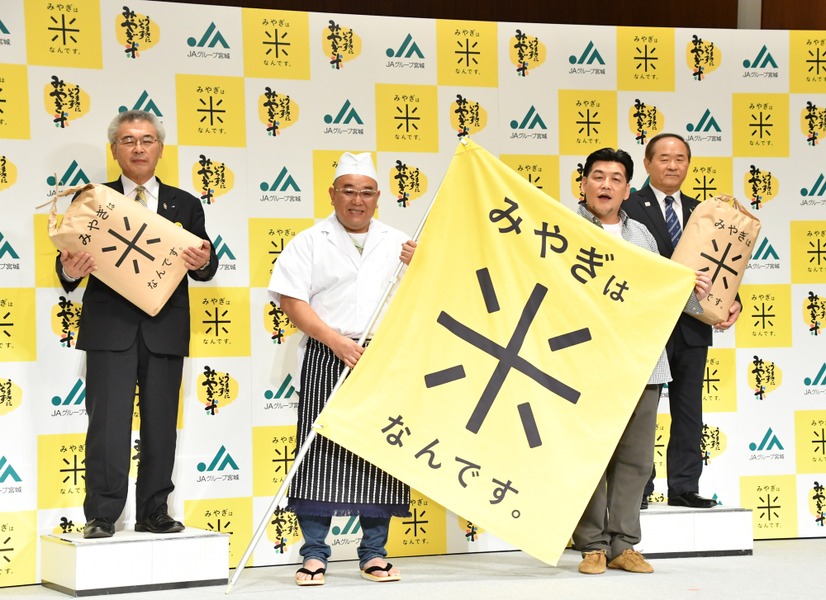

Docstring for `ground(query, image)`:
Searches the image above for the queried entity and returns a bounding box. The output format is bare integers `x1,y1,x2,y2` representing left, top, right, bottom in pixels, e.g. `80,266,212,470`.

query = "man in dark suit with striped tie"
56,110,218,538
624,133,741,510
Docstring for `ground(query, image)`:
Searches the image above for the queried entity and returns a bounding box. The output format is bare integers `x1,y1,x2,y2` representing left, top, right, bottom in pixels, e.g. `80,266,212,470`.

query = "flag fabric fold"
314,140,695,566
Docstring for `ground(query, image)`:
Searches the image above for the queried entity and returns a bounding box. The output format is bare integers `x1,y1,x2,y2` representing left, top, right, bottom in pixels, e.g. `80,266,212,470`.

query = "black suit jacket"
56,179,218,356
624,185,712,349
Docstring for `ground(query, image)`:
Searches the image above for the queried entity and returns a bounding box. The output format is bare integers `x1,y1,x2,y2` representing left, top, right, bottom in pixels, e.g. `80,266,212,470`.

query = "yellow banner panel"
242,9,310,79
436,20,498,87
735,284,792,348
558,90,618,156
790,220,826,284
617,27,675,91
0,289,36,362
732,93,790,157
24,0,102,69
740,474,798,539
189,287,251,358
175,75,247,148
0,64,30,139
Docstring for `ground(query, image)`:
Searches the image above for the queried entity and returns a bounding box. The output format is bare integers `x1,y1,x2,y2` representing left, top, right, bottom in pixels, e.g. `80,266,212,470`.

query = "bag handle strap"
39,183,96,236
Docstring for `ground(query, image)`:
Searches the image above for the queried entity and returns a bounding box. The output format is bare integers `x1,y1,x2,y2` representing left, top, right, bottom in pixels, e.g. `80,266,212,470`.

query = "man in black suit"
56,110,217,538
624,133,740,510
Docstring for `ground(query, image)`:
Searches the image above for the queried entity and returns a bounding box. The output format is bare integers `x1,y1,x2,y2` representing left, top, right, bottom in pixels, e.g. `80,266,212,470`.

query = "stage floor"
3,537,823,600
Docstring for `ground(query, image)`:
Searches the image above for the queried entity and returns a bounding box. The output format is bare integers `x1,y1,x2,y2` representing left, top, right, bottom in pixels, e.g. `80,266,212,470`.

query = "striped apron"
288,337,410,515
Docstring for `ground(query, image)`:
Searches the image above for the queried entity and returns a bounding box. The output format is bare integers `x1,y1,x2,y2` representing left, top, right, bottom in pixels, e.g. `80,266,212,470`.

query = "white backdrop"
0,0,824,587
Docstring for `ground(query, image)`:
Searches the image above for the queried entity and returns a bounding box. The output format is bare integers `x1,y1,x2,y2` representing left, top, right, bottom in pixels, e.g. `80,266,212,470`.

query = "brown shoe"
607,549,654,573
578,549,606,574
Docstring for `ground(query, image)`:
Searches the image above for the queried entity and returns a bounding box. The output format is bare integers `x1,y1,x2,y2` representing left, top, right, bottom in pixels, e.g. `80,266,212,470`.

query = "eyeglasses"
334,188,378,200
117,136,158,148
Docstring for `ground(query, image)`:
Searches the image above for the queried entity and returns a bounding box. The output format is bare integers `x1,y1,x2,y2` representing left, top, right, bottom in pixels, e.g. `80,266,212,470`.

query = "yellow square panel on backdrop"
500,154,560,201
252,425,297,497
0,511,37,587
790,30,826,94
0,64,30,139
703,348,737,412
313,150,346,218
0,289,36,362
557,90,618,156
37,433,86,510
189,287,251,358
387,490,447,557
617,27,675,91
24,0,102,69
176,75,247,148
790,220,826,283
686,157,733,202
653,413,671,483
184,497,252,568
242,9,310,79
248,218,314,287
740,475,798,539
735,284,792,348
376,85,439,153
795,410,826,474
436,20,498,87
732,94,790,157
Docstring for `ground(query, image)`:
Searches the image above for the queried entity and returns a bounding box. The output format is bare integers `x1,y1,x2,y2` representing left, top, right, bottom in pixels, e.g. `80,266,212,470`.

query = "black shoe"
135,510,185,534
640,497,649,510
667,492,717,508
83,518,114,539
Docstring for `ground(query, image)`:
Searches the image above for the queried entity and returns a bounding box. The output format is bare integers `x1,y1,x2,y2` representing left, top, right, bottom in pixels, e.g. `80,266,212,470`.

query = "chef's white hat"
334,151,378,183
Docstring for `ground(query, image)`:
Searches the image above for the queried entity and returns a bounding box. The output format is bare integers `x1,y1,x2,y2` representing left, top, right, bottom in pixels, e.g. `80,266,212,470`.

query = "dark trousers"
645,337,708,498
83,334,182,522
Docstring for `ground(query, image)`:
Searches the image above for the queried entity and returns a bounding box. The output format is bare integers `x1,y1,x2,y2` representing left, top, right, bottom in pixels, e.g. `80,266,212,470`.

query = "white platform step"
40,527,229,596
638,504,753,558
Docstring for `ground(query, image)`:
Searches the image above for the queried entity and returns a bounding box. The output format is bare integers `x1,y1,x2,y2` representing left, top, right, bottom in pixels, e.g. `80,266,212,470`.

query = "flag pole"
225,142,458,594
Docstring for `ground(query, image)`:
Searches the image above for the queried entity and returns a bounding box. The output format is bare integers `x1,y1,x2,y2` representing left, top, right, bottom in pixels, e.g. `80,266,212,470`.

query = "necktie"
664,195,682,248
134,185,146,207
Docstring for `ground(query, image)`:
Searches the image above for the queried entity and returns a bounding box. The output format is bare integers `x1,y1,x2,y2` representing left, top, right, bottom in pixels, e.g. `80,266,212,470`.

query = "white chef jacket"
267,212,409,388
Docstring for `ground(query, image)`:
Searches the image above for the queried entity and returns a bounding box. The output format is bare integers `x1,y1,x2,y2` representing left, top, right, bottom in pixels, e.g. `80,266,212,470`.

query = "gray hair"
107,110,166,144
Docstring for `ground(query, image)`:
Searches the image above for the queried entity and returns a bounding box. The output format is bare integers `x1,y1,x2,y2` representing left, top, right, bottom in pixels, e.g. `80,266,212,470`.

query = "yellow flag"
314,140,695,565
